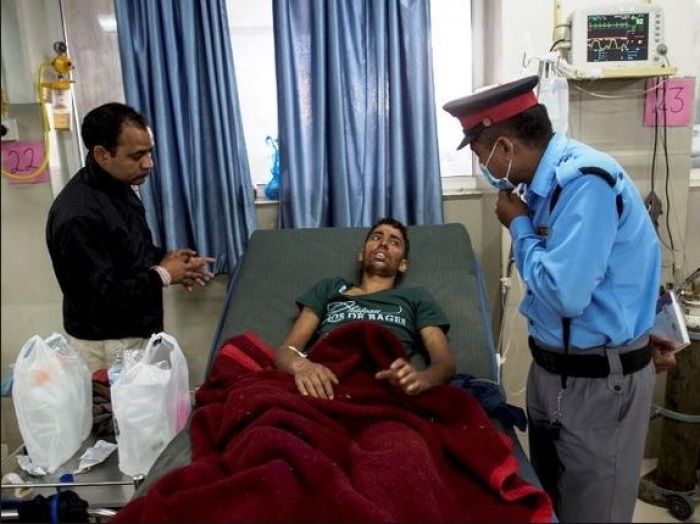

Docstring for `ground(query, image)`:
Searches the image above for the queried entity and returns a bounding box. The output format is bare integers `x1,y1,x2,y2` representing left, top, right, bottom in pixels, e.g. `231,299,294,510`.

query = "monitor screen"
586,13,650,63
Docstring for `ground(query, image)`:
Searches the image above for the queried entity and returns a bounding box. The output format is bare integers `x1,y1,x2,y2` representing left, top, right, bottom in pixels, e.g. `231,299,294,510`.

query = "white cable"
568,76,672,99
498,271,529,400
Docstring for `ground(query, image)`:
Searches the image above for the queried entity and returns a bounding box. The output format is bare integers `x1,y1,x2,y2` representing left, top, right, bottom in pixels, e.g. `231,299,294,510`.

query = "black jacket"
46,156,166,340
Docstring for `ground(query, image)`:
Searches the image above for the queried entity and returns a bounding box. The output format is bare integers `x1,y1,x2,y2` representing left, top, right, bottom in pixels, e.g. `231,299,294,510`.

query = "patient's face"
360,224,408,276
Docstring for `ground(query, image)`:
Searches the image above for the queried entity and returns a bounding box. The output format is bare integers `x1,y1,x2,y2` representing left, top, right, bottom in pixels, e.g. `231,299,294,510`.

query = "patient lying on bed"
112,219,554,523
275,217,456,399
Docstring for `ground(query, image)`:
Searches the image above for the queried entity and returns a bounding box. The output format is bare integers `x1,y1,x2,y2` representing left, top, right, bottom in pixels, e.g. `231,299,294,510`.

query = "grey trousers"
526,347,655,523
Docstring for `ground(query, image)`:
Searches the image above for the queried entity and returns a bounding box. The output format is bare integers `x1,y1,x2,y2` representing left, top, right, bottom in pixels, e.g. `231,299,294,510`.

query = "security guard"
444,76,662,523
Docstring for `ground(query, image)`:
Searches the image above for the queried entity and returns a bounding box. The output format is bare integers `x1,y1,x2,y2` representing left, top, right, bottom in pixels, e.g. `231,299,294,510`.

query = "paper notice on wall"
1,141,50,185
644,78,695,128
651,290,691,353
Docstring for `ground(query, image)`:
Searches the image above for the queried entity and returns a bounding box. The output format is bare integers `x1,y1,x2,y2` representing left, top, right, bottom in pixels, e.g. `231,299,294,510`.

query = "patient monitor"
566,4,667,78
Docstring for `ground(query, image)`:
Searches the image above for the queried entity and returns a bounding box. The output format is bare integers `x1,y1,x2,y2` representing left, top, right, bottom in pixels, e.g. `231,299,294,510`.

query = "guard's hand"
650,334,678,373
292,359,339,400
495,190,528,228
375,358,429,396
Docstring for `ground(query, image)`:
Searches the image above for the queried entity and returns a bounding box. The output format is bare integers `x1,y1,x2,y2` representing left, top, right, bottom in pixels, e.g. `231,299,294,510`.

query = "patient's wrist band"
287,345,306,358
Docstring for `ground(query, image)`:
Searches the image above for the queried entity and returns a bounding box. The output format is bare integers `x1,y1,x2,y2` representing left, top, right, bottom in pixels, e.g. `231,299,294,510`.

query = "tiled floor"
634,459,698,523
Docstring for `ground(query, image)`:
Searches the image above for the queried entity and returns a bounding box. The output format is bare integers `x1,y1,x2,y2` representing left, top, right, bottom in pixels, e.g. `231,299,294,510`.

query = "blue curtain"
114,0,256,274
273,0,444,228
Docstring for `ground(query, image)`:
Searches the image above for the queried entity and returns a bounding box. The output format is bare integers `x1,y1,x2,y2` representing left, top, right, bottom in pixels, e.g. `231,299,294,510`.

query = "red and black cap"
442,75,540,150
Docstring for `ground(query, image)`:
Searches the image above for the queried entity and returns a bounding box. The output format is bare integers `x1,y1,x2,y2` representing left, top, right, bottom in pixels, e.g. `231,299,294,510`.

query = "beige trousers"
68,336,150,373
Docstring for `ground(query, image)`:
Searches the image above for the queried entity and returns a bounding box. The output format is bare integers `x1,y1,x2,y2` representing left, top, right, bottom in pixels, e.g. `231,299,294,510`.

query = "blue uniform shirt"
509,133,661,349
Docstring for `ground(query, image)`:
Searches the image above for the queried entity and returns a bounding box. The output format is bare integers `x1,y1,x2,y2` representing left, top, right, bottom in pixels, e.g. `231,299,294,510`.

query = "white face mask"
479,141,515,191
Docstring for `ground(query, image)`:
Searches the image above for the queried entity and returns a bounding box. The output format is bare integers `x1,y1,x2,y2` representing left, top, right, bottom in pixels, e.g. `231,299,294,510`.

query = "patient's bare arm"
376,325,456,395
275,307,339,400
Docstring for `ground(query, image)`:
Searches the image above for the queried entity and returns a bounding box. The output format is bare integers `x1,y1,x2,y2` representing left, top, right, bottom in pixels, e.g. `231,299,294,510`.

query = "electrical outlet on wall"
1,118,19,142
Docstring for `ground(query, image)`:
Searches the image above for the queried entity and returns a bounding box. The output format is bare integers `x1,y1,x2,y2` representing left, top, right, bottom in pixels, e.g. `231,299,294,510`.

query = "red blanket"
114,321,553,522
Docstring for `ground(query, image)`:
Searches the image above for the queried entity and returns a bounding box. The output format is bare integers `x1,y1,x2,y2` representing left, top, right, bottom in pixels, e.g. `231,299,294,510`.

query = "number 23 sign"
644,78,695,128
1,141,50,185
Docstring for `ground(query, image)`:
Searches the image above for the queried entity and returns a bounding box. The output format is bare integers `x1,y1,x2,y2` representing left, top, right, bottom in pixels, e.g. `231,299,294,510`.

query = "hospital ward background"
1,0,700,521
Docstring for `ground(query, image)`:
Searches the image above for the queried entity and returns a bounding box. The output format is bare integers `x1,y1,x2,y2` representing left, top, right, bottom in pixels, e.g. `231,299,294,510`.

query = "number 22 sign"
1,141,50,185
644,78,695,128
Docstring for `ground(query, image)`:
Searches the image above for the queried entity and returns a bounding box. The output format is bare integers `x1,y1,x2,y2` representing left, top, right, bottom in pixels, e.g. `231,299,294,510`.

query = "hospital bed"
118,223,552,522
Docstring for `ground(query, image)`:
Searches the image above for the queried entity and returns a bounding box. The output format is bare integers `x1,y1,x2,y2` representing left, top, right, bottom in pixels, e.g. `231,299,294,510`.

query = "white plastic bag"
111,332,191,477
12,333,92,474
538,76,569,135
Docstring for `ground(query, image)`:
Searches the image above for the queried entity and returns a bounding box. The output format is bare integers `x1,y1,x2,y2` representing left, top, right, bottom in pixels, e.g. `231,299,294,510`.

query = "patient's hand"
375,358,429,396
292,359,339,400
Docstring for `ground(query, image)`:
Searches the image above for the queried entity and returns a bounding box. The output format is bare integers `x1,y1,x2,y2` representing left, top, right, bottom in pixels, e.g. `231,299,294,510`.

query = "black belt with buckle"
528,336,651,378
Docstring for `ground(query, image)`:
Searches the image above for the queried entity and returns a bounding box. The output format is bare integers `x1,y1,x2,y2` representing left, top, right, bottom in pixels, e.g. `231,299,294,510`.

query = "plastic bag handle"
142,332,180,366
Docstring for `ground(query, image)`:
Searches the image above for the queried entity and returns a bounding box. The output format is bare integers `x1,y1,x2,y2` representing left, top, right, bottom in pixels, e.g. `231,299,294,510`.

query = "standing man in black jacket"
46,102,215,372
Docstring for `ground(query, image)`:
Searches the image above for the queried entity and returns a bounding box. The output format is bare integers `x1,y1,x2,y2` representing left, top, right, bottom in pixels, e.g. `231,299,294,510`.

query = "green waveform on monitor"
588,38,631,51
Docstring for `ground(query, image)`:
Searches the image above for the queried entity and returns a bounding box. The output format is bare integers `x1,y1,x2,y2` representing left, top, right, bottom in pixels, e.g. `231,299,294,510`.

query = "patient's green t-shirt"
296,276,450,364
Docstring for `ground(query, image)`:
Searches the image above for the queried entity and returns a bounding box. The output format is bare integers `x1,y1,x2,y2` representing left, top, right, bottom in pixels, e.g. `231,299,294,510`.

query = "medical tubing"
1,61,52,181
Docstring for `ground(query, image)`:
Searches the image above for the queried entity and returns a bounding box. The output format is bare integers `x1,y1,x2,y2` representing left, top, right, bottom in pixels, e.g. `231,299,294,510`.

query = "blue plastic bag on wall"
264,136,280,200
